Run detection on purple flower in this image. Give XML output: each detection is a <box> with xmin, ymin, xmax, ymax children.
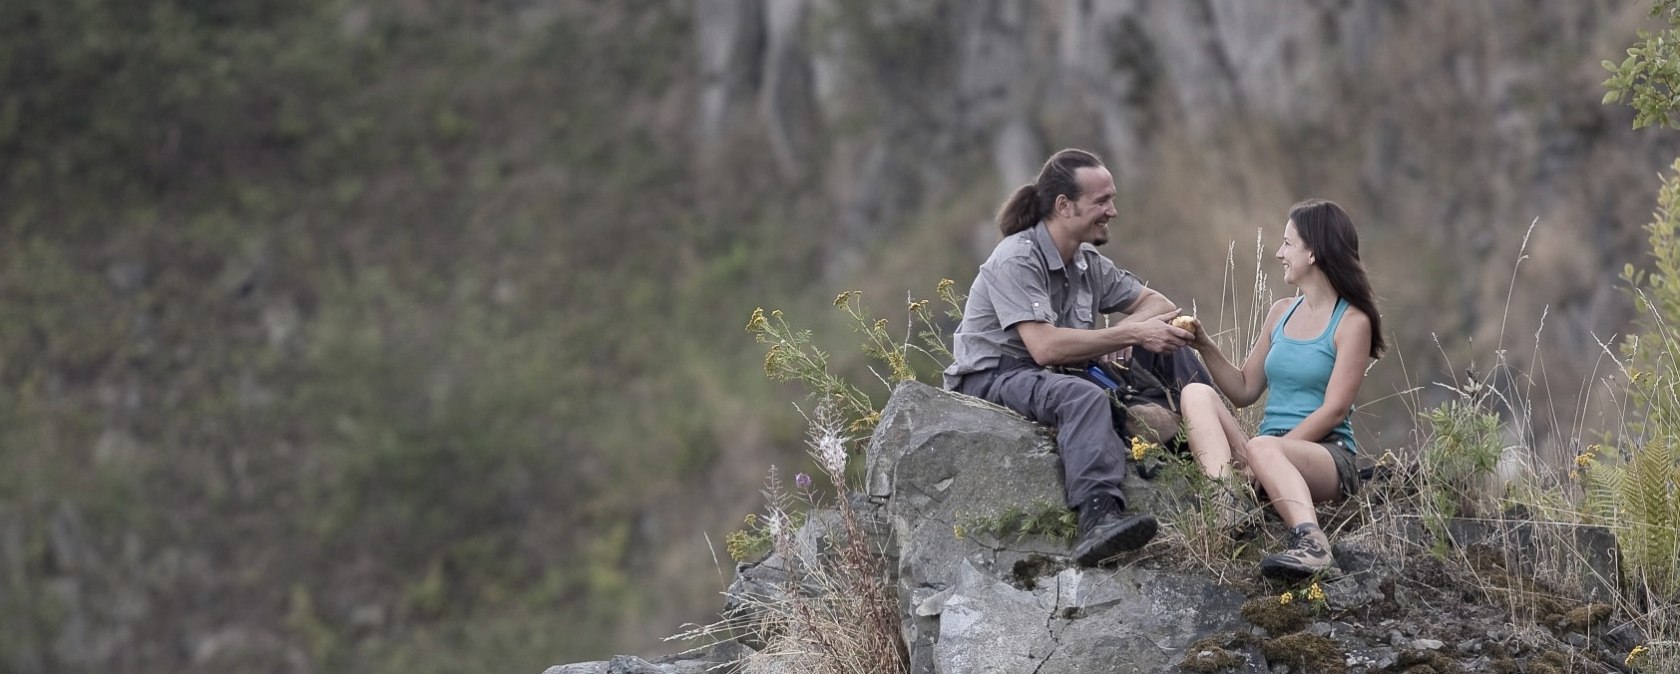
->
<box><xmin>795</xmin><ymin>472</ymin><xmax>812</xmax><ymax>489</ymax></box>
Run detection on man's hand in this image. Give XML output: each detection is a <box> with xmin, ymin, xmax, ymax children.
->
<box><xmin>1134</xmin><ymin>309</ymin><xmax>1194</xmax><ymax>353</ymax></box>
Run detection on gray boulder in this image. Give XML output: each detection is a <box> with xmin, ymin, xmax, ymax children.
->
<box><xmin>933</xmin><ymin>559</ymin><xmax>1262</xmax><ymax>673</ymax></box>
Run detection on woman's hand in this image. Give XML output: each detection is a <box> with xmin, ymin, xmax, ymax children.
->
<box><xmin>1173</xmin><ymin>315</ymin><xmax>1213</xmax><ymax>349</ymax></box>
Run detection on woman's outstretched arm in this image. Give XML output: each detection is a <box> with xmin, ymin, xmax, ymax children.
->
<box><xmin>1191</xmin><ymin>298</ymin><xmax>1291</xmax><ymax>407</ymax></box>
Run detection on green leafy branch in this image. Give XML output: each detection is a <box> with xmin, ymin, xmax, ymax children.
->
<box><xmin>746</xmin><ymin>306</ymin><xmax>878</xmax><ymax>436</ymax></box>
<box><xmin>832</xmin><ymin>278</ymin><xmax>966</xmax><ymax>388</ymax></box>
<box><xmin>1603</xmin><ymin>0</ymin><xmax>1680</xmax><ymax>129</ymax></box>
<box><xmin>1603</xmin><ymin>2</ymin><xmax>1680</xmax><ymax>601</ymax></box>
<box><xmin>746</xmin><ymin>280</ymin><xmax>966</xmax><ymax>440</ymax></box>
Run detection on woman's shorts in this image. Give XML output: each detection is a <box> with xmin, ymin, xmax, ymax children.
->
<box><xmin>1264</xmin><ymin>431</ymin><xmax>1360</xmax><ymax>499</ymax></box>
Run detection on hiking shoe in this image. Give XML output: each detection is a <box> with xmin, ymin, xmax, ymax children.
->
<box><xmin>1260</xmin><ymin>523</ymin><xmax>1333</xmax><ymax>579</ymax></box>
<box><xmin>1072</xmin><ymin>496</ymin><xmax>1158</xmax><ymax>566</ymax></box>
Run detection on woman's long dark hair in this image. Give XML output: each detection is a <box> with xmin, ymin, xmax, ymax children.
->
<box><xmin>997</xmin><ymin>149</ymin><xmax>1104</xmax><ymax>236</ymax></box>
<box><xmin>1288</xmin><ymin>198</ymin><xmax>1386</xmax><ymax>358</ymax></box>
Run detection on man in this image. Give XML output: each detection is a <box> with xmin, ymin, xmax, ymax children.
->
<box><xmin>944</xmin><ymin>148</ymin><xmax>1197</xmax><ymax>566</ymax></box>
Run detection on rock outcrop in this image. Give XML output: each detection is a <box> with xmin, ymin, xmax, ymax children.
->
<box><xmin>548</xmin><ymin>381</ymin><xmax>1638</xmax><ymax>674</ymax></box>
<box><xmin>865</xmin><ymin>380</ymin><xmax>1253</xmax><ymax>673</ymax></box>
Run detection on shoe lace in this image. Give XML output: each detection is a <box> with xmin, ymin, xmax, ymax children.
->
<box><xmin>1290</xmin><ymin>527</ymin><xmax>1331</xmax><ymax>557</ymax></box>
<box><xmin>1288</xmin><ymin>528</ymin><xmax>1310</xmax><ymax>552</ymax></box>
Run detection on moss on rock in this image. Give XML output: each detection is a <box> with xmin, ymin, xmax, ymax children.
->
<box><xmin>1559</xmin><ymin>602</ymin><xmax>1612</xmax><ymax>632</ymax></box>
<box><xmin>1239</xmin><ymin>595</ymin><xmax>1310</xmax><ymax>634</ymax></box>
<box><xmin>1179</xmin><ymin>633</ymin><xmax>1255</xmax><ymax>672</ymax></box>
<box><xmin>1261</xmin><ymin>633</ymin><xmax>1345</xmax><ymax>673</ymax></box>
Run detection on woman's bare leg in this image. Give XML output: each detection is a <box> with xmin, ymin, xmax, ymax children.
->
<box><xmin>1244</xmin><ymin>435</ymin><xmax>1342</xmax><ymax>526</ymax></box>
<box><xmin>1247</xmin><ymin>435</ymin><xmax>1344</xmax><ymax>577</ymax></box>
<box><xmin>1180</xmin><ymin>383</ymin><xmax>1249</xmax><ymax>480</ymax></box>
<box><xmin>1182</xmin><ymin>383</ymin><xmax>1249</xmax><ymax>477</ymax></box>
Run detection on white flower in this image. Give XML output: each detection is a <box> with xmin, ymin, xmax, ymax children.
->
<box><xmin>816</xmin><ymin>430</ymin><xmax>848</xmax><ymax>476</ymax></box>
<box><xmin>804</xmin><ymin>404</ymin><xmax>852</xmax><ymax>477</ymax></box>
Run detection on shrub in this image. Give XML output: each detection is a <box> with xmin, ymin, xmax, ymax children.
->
<box><xmin>1418</xmin><ymin>385</ymin><xmax>1506</xmax><ymax>529</ymax></box>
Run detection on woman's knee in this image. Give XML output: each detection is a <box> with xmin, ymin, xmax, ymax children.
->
<box><xmin>1180</xmin><ymin>383</ymin><xmax>1225</xmax><ymax>421</ymax></box>
<box><xmin>1181</xmin><ymin>382</ymin><xmax>1217</xmax><ymax>408</ymax></box>
<box><xmin>1245</xmin><ymin>436</ymin><xmax>1285</xmax><ymax>463</ymax></box>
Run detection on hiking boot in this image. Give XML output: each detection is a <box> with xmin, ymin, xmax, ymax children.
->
<box><xmin>1259</xmin><ymin>523</ymin><xmax>1333</xmax><ymax>579</ymax></box>
<box><xmin>1071</xmin><ymin>495</ymin><xmax>1158</xmax><ymax>566</ymax></box>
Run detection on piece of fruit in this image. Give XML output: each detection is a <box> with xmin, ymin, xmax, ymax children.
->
<box><xmin>1170</xmin><ymin>315</ymin><xmax>1199</xmax><ymax>331</ymax></box>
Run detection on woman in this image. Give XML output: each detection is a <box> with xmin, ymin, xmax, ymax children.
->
<box><xmin>1178</xmin><ymin>199</ymin><xmax>1385</xmax><ymax>578</ymax></box>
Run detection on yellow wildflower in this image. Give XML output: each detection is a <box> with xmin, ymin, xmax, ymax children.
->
<box><xmin>909</xmin><ymin>299</ymin><xmax>929</xmax><ymax>312</ymax></box>
<box><xmin>874</xmin><ymin>318</ymin><xmax>890</xmax><ymax>331</ymax></box>
<box><xmin>889</xmin><ymin>351</ymin><xmax>914</xmax><ymax>381</ymax></box>
<box><xmin>848</xmin><ymin>410</ymin><xmax>883</xmax><ymax>433</ymax></box>
<box><xmin>953</xmin><ymin>524</ymin><xmax>966</xmax><ymax>540</ymax></box>
<box><xmin>744</xmin><ymin>513</ymin><xmax>758</xmax><ymax>526</ymax></box>
<box><xmin>1631</xmin><ymin>370</ymin><xmax>1644</xmax><ymax>384</ymax></box>
<box><xmin>1569</xmin><ymin>470</ymin><xmax>1581</xmax><ymax>481</ymax></box>
<box><xmin>1627</xmin><ymin>644</ymin><xmax>1647</xmax><ymax>667</ymax></box>
<box><xmin>746</xmin><ymin>307</ymin><xmax>767</xmax><ymax>333</ymax></box>
<box><xmin>937</xmin><ymin>278</ymin><xmax>955</xmax><ymax>295</ymax></box>
<box><xmin>764</xmin><ymin>343</ymin><xmax>784</xmax><ymax>374</ymax></box>
<box><xmin>1278</xmin><ymin>592</ymin><xmax>1293</xmax><ymax>605</ymax></box>
<box><xmin>1574</xmin><ymin>453</ymin><xmax>1593</xmax><ymax>468</ymax></box>
<box><xmin>1129</xmin><ymin>436</ymin><xmax>1158</xmax><ymax>461</ymax></box>
<box><xmin>1306</xmin><ymin>583</ymin><xmax>1325</xmax><ymax>603</ymax></box>
<box><xmin>834</xmin><ymin>291</ymin><xmax>855</xmax><ymax>308</ymax></box>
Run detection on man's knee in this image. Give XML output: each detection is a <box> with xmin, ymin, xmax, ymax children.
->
<box><xmin>1057</xmin><ymin>376</ymin><xmax>1110</xmax><ymax>410</ymax></box>
<box><xmin>1038</xmin><ymin>374</ymin><xmax>1113</xmax><ymax>428</ymax></box>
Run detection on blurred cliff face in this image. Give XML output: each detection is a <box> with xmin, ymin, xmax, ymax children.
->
<box><xmin>696</xmin><ymin>0</ymin><xmax>1673</xmax><ymax>451</ymax></box>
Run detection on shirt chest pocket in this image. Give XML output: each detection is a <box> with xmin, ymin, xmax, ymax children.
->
<box><xmin>1072</xmin><ymin>286</ymin><xmax>1095</xmax><ymax>328</ymax></box>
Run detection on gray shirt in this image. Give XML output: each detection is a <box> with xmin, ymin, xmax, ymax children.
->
<box><xmin>942</xmin><ymin>222</ymin><xmax>1145</xmax><ymax>388</ymax></box>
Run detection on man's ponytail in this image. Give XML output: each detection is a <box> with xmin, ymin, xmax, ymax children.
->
<box><xmin>997</xmin><ymin>183</ymin><xmax>1041</xmax><ymax>236</ymax></box>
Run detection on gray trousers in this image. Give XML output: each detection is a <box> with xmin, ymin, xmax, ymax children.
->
<box><xmin>954</xmin><ymin>364</ymin><xmax>1129</xmax><ymax>510</ymax></box>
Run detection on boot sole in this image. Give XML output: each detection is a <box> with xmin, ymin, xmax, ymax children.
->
<box><xmin>1072</xmin><ymin>514</ymin><xmax>1158</xmax><ymax>566</ymax></box>
<box><xmin>1259</xmin><ymin>557</ymin><xmax>1327</xmax><ymax>580</ymax></box>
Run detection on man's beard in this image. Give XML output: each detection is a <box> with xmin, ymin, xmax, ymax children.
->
<box><xmin>1091</xmin><ymin>218</ymin><xmax>1109</xmax><ymax>246</ymax></box>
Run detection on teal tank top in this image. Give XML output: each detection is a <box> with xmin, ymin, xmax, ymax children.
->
<box><xmin>1259</xmin><ymin>297</ymin><xmax>1356</xmax><ymax>451</ymax></box>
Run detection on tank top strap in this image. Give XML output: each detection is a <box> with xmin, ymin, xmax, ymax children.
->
<box><xmin>1319</xmin><ymin>298</ymin><xmax>1350</xmax><ymax>344</ymax></box>
<box><xmin>1272</xmin><ymin>297</ymin><xmax>1305</xmax><ymax>340</ymax></box>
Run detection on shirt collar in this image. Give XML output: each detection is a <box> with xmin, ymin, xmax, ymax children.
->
<box><xmin>1030</xmin><ymin>221</ymin><xmax>1065</xmax><ymax>272</ymax></box>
